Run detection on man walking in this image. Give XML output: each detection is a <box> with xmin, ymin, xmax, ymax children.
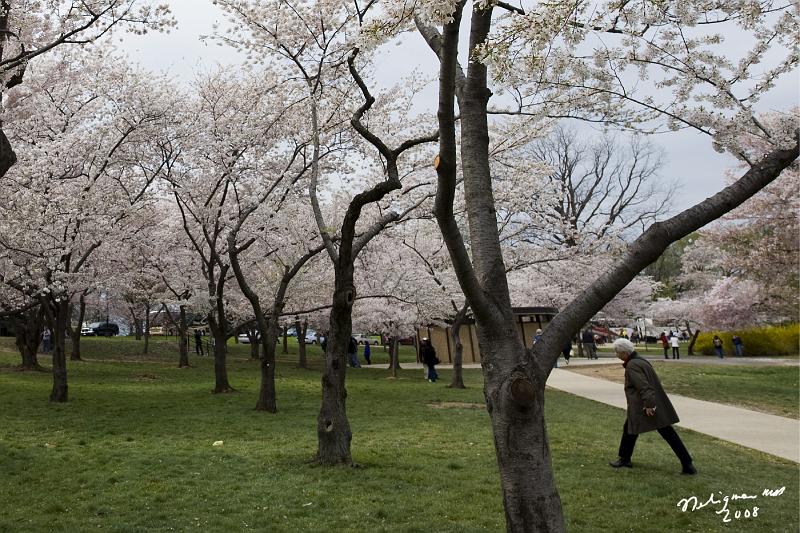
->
<box><xmin>581</xmin><ymin>328</ymin><xmax>597</xmax><ymax>359</ymax></box>
<box><xmin>194</xmin><ymin>329</ymin><xmax>204</xmax><ymax>356</ymax></box>
<box><xmin>347</xmin><ymin>336</ymin><xmax>361</xmax><ymax>368</ymax></box>
<box><xmin>608</xmin><ymin>339</ymin><xmax>696</xmax><ymax>475</ymax></box>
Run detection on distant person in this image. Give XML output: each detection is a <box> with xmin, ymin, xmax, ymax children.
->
<box><xmin>608</xmin><ymin>339</ymin><xmax>696</xmax><ymax>475</ymax></box>
<box><xmin>532</xmin><ymin>328</ymin><xmax>543</xmax><ymax>345</ymax></box>
<box><xmin>732</xmin><ymin>335</ymin><xmax>744</xmax><ymax>357</ymax></box>
<box><xmin>660</xmin><ymin>332</ymin><xmax>669</xmax><ymax>359</ymax></box>
<box><xmin>670</xmin><ymin>334</ymin><xmax>680</xmax><ymax>359</ymax></box>
<box><xmin>581</xmin><ymin>329</ymin><xmax>597</xmax><ymax>359</ymax></box>
<box><xmin>320</xmin><ymin>336</ymin><xmax>327</xmax><ymax>352</ymax></box>
<box><xmin>420</xmin><ymin>338</ymin><xmax>439</xmax><ymax>382</ymax></box>
<box><xmin>194</xmin><ymin>329</ymin><xmax>204</xmax><ymax>356</ymax></box>
<box><xmin>347</xmin><ymin>337</ymin><xmax>361</xmax><ymax>368</ymax></box>
<box><xmin>363</xmin><ymin>341</ymin><xmax>372</xmax><ymax>365</ymax></box>
<box><xmin>561</xmin><ymin>340</ymin><xmax>571</xmax><ymax>365</ymax></box>
<box><xmin>712</xmin><ymin>335</ymin><xmax>724</xmax><ymax>358</ymax></box>
<box><xmin>41</xmin><ymin>328</ymin><xmax>52</xmax><ymax>353</ymax></box>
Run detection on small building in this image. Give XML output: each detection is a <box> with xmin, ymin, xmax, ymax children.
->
<box><xmin>417</xmin><ymin>306</ymin><xmax>559</xmax><ymax>364</ymax></box>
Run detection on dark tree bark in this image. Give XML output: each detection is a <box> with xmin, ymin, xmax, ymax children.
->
<box><xmin>68</xmin><ymin>293</ymin><xmax>86</xmax><ymax>361</ymax></box>
<box><xmin>688</xmin><ymin>329</ymin><xmax>700</xmax><ymax>356</ymax></box>
<box><xmin>129</xmin><ymin>306</ymin><xmax>143</xmax><ymax>340</ymax></box>
<box><xmin>162</xmin><ymin>302</ymin><xmax>190</xmax><ymax>368</ymax></box>
<box><xmin>282</xmin><ymin>325</ymin><xmax>289</xmax><ymax>354</ymax></box>
<box><xmin>316</xmin><ymin>272</ymin><xmax>356</xmax><ymax>465</ymax></box>
<box><xmin>388</xmin><ymin>336</ymin><xmax>401</xmax><ymax>378</ymax></box>
<box><xmin>143</xmin><ymin>303</ymin><xmax>151</xmax><ymax>355</ymax></box>
<box><xmin>177</xmin><ymin>306</ymin><xmax>190</xmax><ymax>367</ymax></box>
<box><xmin>13</xmin><ymin>307</ymin><xmax>44</xmax><ymax>371</ymax></box>
<box><xmin>205</xmin><ymin>261</ymin><xmax>235</xmax><ymax>393</ymax></box>
<box><xmin>207</xmin><ymin>307</ymin><xmax>234</xmax><ymax>393</ymax></box>
<box><xmin>448</xmin><ymin>303</ymin><xmax>469</xmax><ymax>389</ymax></box>
<box><xmin>297</xmin><ymin>318</ymin><xmax>308</xmax><ymax>369</ymax></box>
<box><xmin>40</xmin><ymin>298</ymin><xmax>70</xmax><ymax>403</ymax></box>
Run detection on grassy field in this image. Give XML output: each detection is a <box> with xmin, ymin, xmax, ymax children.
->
<box><xmin>567</xmin><ymin>362</ymin><xmax>800</xmax><ymax>419</ymax></box>
<box><xmin>50</xmin><ymin>334</ymin><xmax>420</xmax><ymax>365</ymax></box>
<box><xmin>0</xmin><ymin>338</ymin><xmax>798</xmax><ymax>532</ymax></box>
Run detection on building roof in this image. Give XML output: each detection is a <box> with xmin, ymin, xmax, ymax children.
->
<box><xmin>512</xmin><ymin>306</ymin><xmax>559</xmax><ymax>315</ymax></box>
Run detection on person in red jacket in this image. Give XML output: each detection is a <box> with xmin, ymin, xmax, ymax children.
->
<box><xmin>659</xmin><ymin>332</ymin><xmax>669</xmax><ymax>359</ymax></box>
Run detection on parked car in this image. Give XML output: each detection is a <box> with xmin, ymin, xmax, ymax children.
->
<box><xmin>90</xmin><ymin>322</ymin><xmax>119</xmax><ymax>336</ymax></box>
<box><xmin>304</xmin><ymin>329</ymin><xmax>318</xmax><ymax>344</ymax></box>
<box><xmin>398</xmin><ymin>335</ymin><xmax>416</xmax><ymax>345</ymax></box>
<box><xmin>80</xmin><ymin>326</ymin><xmax>95</xmax><ymax>337</ymax></box>
<box><xmin>285</xmin><ymin>327</ymin><xmax>297</xmax><ymax>337</ymax></box>
<box><xmin>237</xmin><ymin>332</ymin><xmax>261</xmax><ymax>344</ymax></box>
<box><xmin>353</xmin><ymin>333</ymin><xmax>379</xmax><ymax>345</ymax></box>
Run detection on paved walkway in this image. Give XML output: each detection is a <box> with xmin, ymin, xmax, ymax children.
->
<box><xmin>546</xmin><ymin>368</ymin><xmax>799</xmax><ymax>463</ymax></box>
<box><xmin>371</xmin><ymin>357</ymin><xmax>799</xmax><ymax>462</ymax></box>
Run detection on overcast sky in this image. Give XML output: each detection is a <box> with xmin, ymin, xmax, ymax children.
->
<box><xmin>121</xmin><ymin>0</ymin><xmax>797</xmax><ymax>215</ymax></box>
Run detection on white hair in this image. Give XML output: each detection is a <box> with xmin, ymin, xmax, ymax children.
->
<box><xmin>613</xmin><ymin>338</ymin><xmax>635</xmax><ymax>354</ymax></box>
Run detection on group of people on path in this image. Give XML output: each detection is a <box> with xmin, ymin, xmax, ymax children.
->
<box><xmin>659</xmin><ymin>332</ymin><xmax>682</xmax><ymax>359</ymax></box>
<box><xmin>712</xmin><ymin>334</ymin><xmax>744</xmax><ymax>358</ymax></box>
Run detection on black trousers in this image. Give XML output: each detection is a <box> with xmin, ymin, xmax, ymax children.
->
<box><xmin>618</xmin><ymin>421</ymin><xmax>692</xmax><ymax>466</ymax></box>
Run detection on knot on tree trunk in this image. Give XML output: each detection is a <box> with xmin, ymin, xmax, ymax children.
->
<box><xmin>508</xmin><ymin>373</ymin><xmax>536</xmax><ymax>410</ymax></box>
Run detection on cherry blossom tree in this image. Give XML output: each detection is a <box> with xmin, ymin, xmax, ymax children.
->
<box><xmin>229</xmin><ymin>194</ymin><xmax>327</xmax><ymax>412</ymax></box>
<box><xmin>0</xmin><ymin>46</ymin><xmax>179</xmax><ymax>401</ymax></box>
<box><xmin>0</xmin><ymin>0</ymin><xmax>174</xmax><ymax>176</ymax></box>
<box><xmin>653</xmin><ymin>135</ymin><xmax>799</xmax><ymax>330</ymax></box>
<box><xmin>152</xmin><ymin>217</ymin><xmax>205</xmax><ymax>368</ymax></box>
<box><xmin>214</xmin><ymin>0</ymin><xmax>439</xmax><ymax>464</ymax></box>
<box><xmin>400</xmin><ymin>2</ymin><xmax>799</xmax><ymax>530</ymax></box>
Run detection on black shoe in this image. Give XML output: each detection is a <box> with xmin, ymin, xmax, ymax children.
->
<box><xmin>609</xmin><ymin>458</ymin><xmax>632</xmax><ymax>468</ymax></box>
<box><xmin>681</xmin><ymin>463</ymin><xmax>697</xmax><ymax>475</ymax></box>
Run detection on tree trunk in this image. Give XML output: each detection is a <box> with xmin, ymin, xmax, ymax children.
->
<box><xmin>143</xmin><ymin>303</ymin><xmax>151</xmax><ymax>355</ymax></box>
<box><xmin>297</xmin><ymin>318</ymin><xmax>308</xmax><ymax>368</ymax></box>
<box><xmin>208</xmin><ymin>317</ymin><xmax>234</xmax><ymax>393</ymax></box>
<box><xmin>14</xmin><ymin>308</ymin><xmax>43</xmax><ymax>371</ymax></box>
<box><xmin>480</xmin><ymin>333</ymin><xmax>565</xmax><ymax>533</ymax></box>
<box><xmin>0</xmin><ymin>127</ymin><xmax>17</xmax><ymax>178</ymax></box>
<box><xmin>69</xmin><ymin>294</ymin><xmax>86</xmax><ymax>361</ymax></box>
<box><xmin>256</xmin><ymin>317</ymin><xmax>278</xmax><ymax>412</ymax></box>
<box><xmin>388</xmin><ymin>336</ymin><xmax>401</xmax><ymax>378</ymax></box>
<box><xmin>282</xmin><ymin>325</ymin><xmax>289</xmax><ymax>354</ymax></box>
<box><xmin>315</xmin><ymin>273</ymin><xmax>354</xmax><ymax>465</ymax></box>
<box><xmin>49</xmin><ymin>299</ymin><xmax>70</xmax><ymax>403</ymax></box>
<box><xmin>178</xmin><ymin>305</ymin><xmax>190</xmax><ymax>368</ymax></box>
<box><xmin>688</xmin><ymin>329</ymin><xmax>700</xmax><ymax>356</ymax></box>
<box><xmin>449</xmin><ymin>304</ymin><xmax>469</xmax><ymax>389</ymax></box>
<box><xmin>129</xmin><ymin>307</ymin><xmax>143</xmax><ymax>340</ymax></box>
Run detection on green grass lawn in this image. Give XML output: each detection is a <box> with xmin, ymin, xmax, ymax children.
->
<box><xmin>54</xmin><ymin>334</ymin><xmax>420</xmax><ymax>365</ymax></box>
<box><xmin>0</xmin><ymin>338</ymin><xmax>798</xmax><ymax>532</ymax></box>
<box><xmin>652</xmin><ymin>363</ymin><xmax>800</xmax><ymax>419</ymax></box>
<box><xmin>568</xmin><ymin>362</ymin><xmax>800</xmax><ymax>419</ymax></box>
